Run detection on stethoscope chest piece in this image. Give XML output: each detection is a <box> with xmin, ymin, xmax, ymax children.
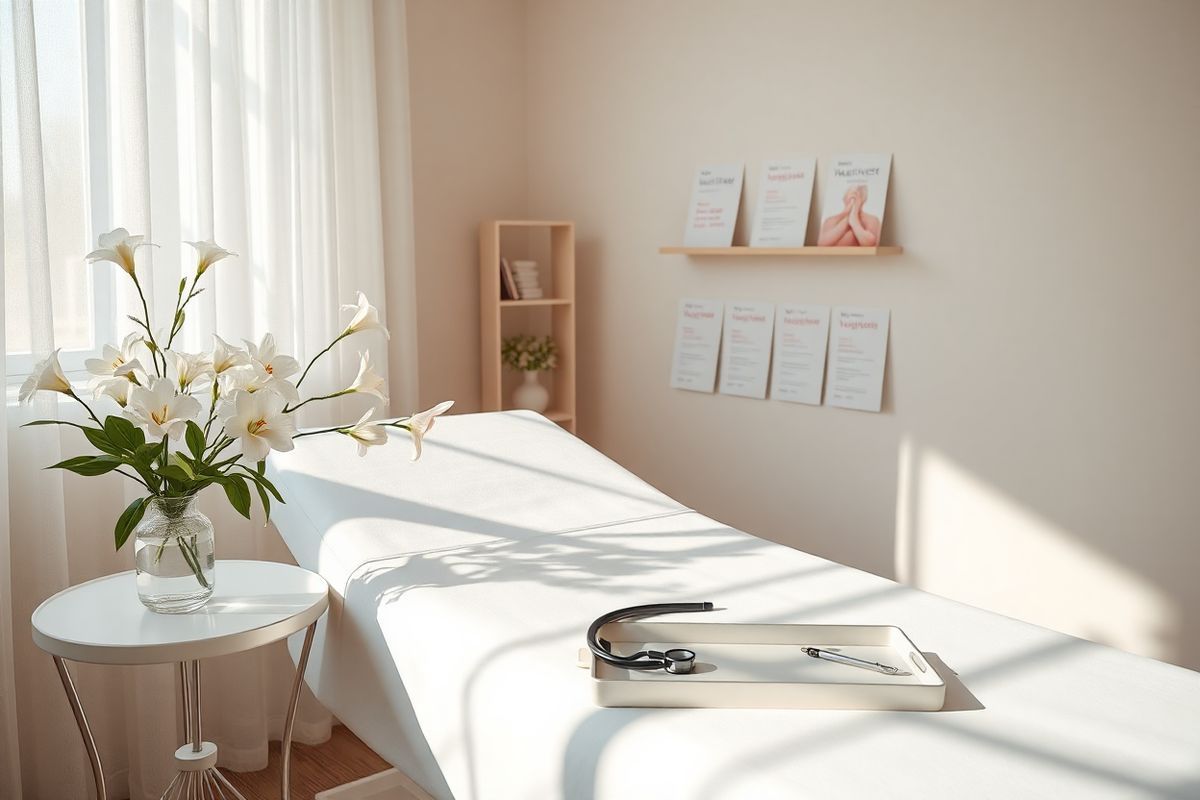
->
<box><xmin>663</xmin><ymin>648</ymin><xmax>697</xmax><ymax>674</ymax></box>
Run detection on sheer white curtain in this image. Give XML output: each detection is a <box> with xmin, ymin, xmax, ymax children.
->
<box><xmin>0</xmin><ymin>1</ymin><xmax>416</xmax><ymax>798</ymax></box>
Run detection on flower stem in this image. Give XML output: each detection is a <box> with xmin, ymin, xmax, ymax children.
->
<box><xmin>67</xmin><ymin>390</ymin><xmax>104</xmax><ymax>427</ymax></box>
<box><xmin>291</xmin><ymin>425</ymin><xmax>347</xmax><ymax>439</ymax></box>
<box><xmin>166</xmin><ymin>271</ymin><xmax>205</xmax><ymax>350</ymax></box>
<box><xmin>131</xmin><ymin>276</ymin><xmax>165</xmax><ymax>376</ymax></box>
<box><xmin>203</xmin><ymin>384</ymin><xmax>220</xmax><ymax>437</ymax></box>
<box><xmin>204</xmin><ymin>435</ymin><xmax>235</xmax><ymax>462</ymax></box>
<box><xmin>176</xmin><ymin>534</ymin><xmax>210</xmax><ymax>589</ymax></box>
<box><xmin>285</xmin><ymin>390</ymin><xmax>351</xmax><ymax>413</ymax></box>
<box><xmin>165</xmin><ymin>275</ymin><xmax>188</xmax><ymax>350</ymax></box>
<box><xmin>114</xmin><ymin>468</ymin><xmax>151</xmax><ymax>489</ymax></box>
<box><xmin>295</xmin><ymin>333</ymin><xmax>347</xmax><ymax>389</ymax></box>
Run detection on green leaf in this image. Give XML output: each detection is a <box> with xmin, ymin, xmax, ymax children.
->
<box><xmin>48</xmin><ymin>455</ymin><xmax>124</xmax><ymax>477</ymax></box>
<box><xmin>104</xmin><ymin>415</ymin><xmax>144</xmax><ymax>451</ymax></box>
<box><xmin>82</xmin><ymin>426</ymin><xmax>122</xmax><ymax>456</ymax></box>
<box><xmin>47</xmin><ymin>455</ymin><xmax>94</xmax><ymax>471</ymax></box>
<box><xmin>170</xmin><ymin>452</ymin><xmax>196</xmax><ymax>479</ymax></box>
<box><xmin>185</xmin><ymin>421</ymin><xmax>206</xmax><ymax>459</ymax></box>
<box><xmin>132</xmin><ymin>442</ymin><xmax>160</xmax><ymax>467</ymax></box>
<box><xmin>221</xmin><ymin>475</ymin><xmax>253</xmax><ymax>520</ymax></box>
<box><xmin>114</xmin><ymin>497</ymin><xmax>147</xmax><ymax>550</ymax></box>
<box><xmin>156</xmin><ymin>465</ymin><xmax>191</xmax><ymax>483</ymax></box>
<box><xmin>134</xmin><ymin>465</ymin><xmax>161</xmax><ymax>492</ymax></box>
<box><xmin>252</xmin><ymin>478</ymin><xmax>271</xmax><ymax>522</ymax></box>
<box><xmin>21</xmin><ymin>419</ymin><xmax>64</xmax><ymax>427</ymax></box>
<box><xmin>238</xmin><ymin>467</ymin><xmax>286</xmax><ymax>504</ymax></box>
<box><xmin>255</xmin><ymin>473</ymin><xmax>285</xmax><ymax>503</ymax></box>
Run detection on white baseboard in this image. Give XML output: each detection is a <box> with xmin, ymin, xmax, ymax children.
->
<box><xmin>315</xmin><ymin>768</ymin><xmax>434</xmax><ymax>800</ymax></box>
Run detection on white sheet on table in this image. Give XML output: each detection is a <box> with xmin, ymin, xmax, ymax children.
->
<box><xmin>269</xmin><ymin>411</ymin><xmax>1200</xmax><ymax>800</ymax></box>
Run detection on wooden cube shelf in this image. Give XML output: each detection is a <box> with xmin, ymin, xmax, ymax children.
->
<box><xmin>480</xmin><ymin>220</ymin><xmax>577</xmax><ymax>434</ymax></box>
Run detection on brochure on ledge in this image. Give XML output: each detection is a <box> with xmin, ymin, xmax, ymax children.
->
<box><xmin>683</xmin><ymin>164</ymin><xmax>744</xmax><ymax>247</ymax></box>
<box><xmin>816</xmin><ymin>154</ymin><xmax>892</xmax><ymax>247</ymax></box>
<box><xmin>749</xmin><ymin>158</ymin><xmax>816</xmax><ymax>247</ymax></box>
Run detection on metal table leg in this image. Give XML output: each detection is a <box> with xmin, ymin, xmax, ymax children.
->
<box><xmin>163</xmin><ymin>659</ymin><xmax>245</xmax><ymax>800</ymax></box>
<box><xmin>280</xmin><ymin>622</ymin><xmax>317</xmax><ymax>800</ymax></box>
<box><xmin>56</xmin><ymin>623</ymin><xmax>315</xmax><ymax>800</ymax></box>
<box><xmin>54</xmin><ymin>656</ymin><xmax>107</xmax><ymax>800</ymax></box>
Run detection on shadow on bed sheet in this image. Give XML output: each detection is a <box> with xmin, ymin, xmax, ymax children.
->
<box><xmin>294</xmin><ymin>469</ymin><xmax>785</xmax><ymax>800</ymax></box>
<box><xmin>563</xmin><ymin>637</ymin><xmax>1198</xmax><ymax>800</ymax></box>
<box><xmin>345</xmin><ymin>509</ymin><xmax>779</xmax><ymax>799</ymax></box>
<box><xmin>293</xmin><ymin>472</ymin><xmax>1004</xmax><ymax>800</ymax></box>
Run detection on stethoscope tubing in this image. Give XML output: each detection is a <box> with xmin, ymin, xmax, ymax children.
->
<box><xmin>586</xmin><ymin>602</ymin><xmax>714</xmax><ymax>672</ymax></box>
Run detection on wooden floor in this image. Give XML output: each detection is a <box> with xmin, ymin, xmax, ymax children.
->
<box><xmin>221</xmin><ymin>725</ymin><xmax>391</xmax><ymax>800</ymax></box>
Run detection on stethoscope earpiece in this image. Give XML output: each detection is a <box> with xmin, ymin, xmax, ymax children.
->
<box><xmin>586</xmin><ymin>603</ymin><xmax>714</xmax><ymax>675</ymax></box>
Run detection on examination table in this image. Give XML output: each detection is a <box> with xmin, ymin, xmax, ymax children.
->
<box><xmin>266</xmin><ymin>410</ymin><xmax>1200</xmax><ymax>799</ymax></box>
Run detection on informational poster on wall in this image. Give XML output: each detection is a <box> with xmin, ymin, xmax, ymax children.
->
<box><xmin>826</xmin><ymin>307</ymin><xmax>890</xmax><ymax>412</ymax></box>
<box><xmin>669</xmin><ymin>298</ymin><xmax>724</xmax><ymax>392</ymax></box>
<box><xmin>749</xmin><ymin>158</ymin><xmax>817</xmax><ymax>247</ymax></box>
<box><xmin>770</xmin><ymin>304</ymin><xmax>830</xmax><ymax>405</ymax></box>
<box><xmin>683</xmin><ymin>164</ymin><xmax>744</xmax><ymax>247</ymax></box>
<box><xmin>718</xmin><ymin>302</ymin><xmax>775</xmax><ymax>399</ymax></box>
<box><xmin>816</xmin><ymin>154</ymin><xmax>892</xmax><ymax>247</ymax></box>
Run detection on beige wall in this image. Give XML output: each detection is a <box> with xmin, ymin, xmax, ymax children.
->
<box><xmin>405</xmin><ymin>0</ymin><xmax>528</xmax><ymax>412</ymax></box>
<box><xmin>405</xmin><ymin>0</ymin><xmax>1200</xmax><ymax>670</ymax></box>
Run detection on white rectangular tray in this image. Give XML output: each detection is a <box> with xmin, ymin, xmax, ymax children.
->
<box><xmin>588</xmin><ymin>622</ymin><xmax>945</xmax><ymax>710</ymax></box>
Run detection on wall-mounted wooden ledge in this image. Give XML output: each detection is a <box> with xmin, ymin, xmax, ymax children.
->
<box><xmin>658</xmin><ymin>245</ymin><xmax>903</xmax><ymax>256</ymax></box>
<box><xmin>500</xmin><ymin>298</ymin><xmax>573</xmax><ymax>308</ymax></box>
<box><xmin>489</xmin><ymin>219</ymin><xmax>574</xmax><ymax>228</ymax></box>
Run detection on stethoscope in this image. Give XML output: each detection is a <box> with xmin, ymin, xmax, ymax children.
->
<box><xmin>586</xmin><ymin>602</ymin><xmax>715</xmax><ymax>674</ymax></box>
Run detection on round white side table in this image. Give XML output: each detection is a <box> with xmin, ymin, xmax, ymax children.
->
<box><xmin>31</xmin><ymin>559</ymin><xmax>329</xmax><ymax>800</ymax></box>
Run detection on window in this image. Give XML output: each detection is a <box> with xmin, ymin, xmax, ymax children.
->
<box><xmin>2</xmin><ymin>0</ymin><xmax>114</xmax><ymax>378</ymax></box>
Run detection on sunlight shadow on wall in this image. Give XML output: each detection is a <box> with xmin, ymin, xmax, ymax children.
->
<box><xmin>895</xmin><ymin>437</ymin><xmax>1176</xmax><ymax>661</ymax></box>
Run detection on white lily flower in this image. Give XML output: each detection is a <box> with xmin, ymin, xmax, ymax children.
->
<box><xmin>263</xmin><ymin>377</ymin><xmax>300</xmax><ymax>405</ymax></box>
<box><xmin>346</xmin><ymin>351</ymin><xmax>388</xmax><ymax>405</ymax></box>
<box><xmin>399</xmin><ymin>400</ymin><xmax>454</xmax><ymax>460</ymax></box>
<box><xmin>166</xmin><ymin>349</ymin><xmax>214</xmax><ymax>392</ymax></box>
<box><xmin>85</xmin><ymin>227</ymin><xmax>153</xmax><ymax>277</ymax></box>
<box><xmin>124</xmin><ymin>377</ymin><xmax>201</xmax><ymax>440</ymax></box>
<box><xmin>210</xmin><ymin>334</ymin><xmax>249</xmax><ymax>374</ymax></box>
<box><xmin>19</xmin><ymin>349</ymin><xmax>73</xmax><ymax>404</ymax></box>
<box><xmin>86</xmin><ymin>334</ymin><xmax>146</xmax><ymax>404</ymax></box>
<box><xmin>94</xmin><ymin>377</ymin><xmax>132</xmax><ymax>407</ymax></box>
<box><xmin>340</xmin><ymin>292</ymin><xmax>390</xmax><ymax>339</ymax></box>
<box><xmin>218</xmin><ymin>364</ymin><xmax>263</xmax><ymax>394</ymax></box>
<box><xmin>84</xmin><ymin>332</ymin><xmax>145</xmax><ymax>380</ymax></box>
<box><xmin>185</xmin><ymin>239</ymin><xmax>236</xmax><ymax>276</ymax></box>
<box><xmin>340</xmin><ymin>408</ymin><xmax>388</xmax><ymax>456</ymax></box>
<box><xmin>218</xmin><ymin>364</ymin><xmax>300</xmax><ymax>404</ymax></box>
<box><xmin>245</xmin><ymin>333</ymin><xmax>300</xmax><ymax>380</ymax></box>
<box><xmin>219</xmin><ymin>388</ymin><xmax>297</xmax><ymax>462</ymax></box>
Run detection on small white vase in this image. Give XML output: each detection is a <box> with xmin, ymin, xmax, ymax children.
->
<box><xmin>512</xmin><ymin>370</ymin><xmax>550</xmax><ymax>412</ymax></box>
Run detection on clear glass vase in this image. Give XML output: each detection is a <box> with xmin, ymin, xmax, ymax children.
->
<box><xmin>133</xmin><ymin>495</ymin><xmax>215</xmax><ymax>613</ymax></box>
